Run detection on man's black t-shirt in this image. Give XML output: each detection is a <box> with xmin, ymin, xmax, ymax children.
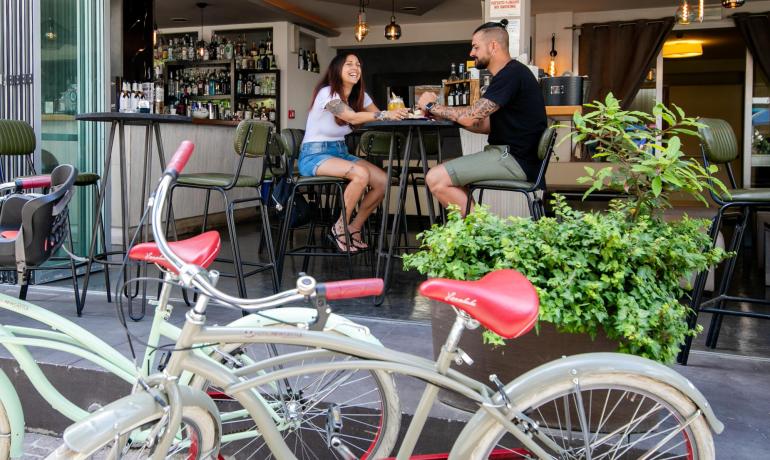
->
<box><xmin>482</xmin><ymin>60</ymin><xmax>547</xmax><ymax>181</ymax></box>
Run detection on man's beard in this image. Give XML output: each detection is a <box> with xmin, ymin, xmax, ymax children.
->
<box><xmin>475</xmin><ymin>57</ymin><xmax>489</xmax><ymax>70</ymax></box>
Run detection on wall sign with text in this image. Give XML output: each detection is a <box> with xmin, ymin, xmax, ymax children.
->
<box><xmin>489</xmin><ymin>0</ymin><xmax>520</xmax><ymax>17</ymax></box>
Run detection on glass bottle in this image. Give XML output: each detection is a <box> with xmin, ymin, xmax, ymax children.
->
<box><xmin>449</xmin><ymin>63</ymin><xmax>458</xmax><ymax>82</ymax></box>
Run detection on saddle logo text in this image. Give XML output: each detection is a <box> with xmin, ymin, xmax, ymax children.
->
<box><xmin>445</xmin><ymin>292</ymin><xmax>477</xmax><ymax>308</ymax></box>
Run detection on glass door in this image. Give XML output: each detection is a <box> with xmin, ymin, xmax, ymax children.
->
<box><xmin>39</xmin><ymin>0</ymin><xmax>105</xmax><ymax>277</ymax></box>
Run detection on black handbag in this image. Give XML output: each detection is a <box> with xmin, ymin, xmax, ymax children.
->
<box><xmin>270</xmin><ymin>177</ymin><xmax>314</xmax><ymax>228</ymax></box>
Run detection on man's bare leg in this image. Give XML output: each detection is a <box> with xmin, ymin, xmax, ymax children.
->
<box><xmin>425</xmin><ymin>164</ymin><xmax>472</xmax><ymax>216</ymax></box>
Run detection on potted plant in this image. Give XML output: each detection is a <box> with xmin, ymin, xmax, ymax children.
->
<box><xmin>403</xmin><ymin>94</ymin><xmax>730</xmax><ymax>411</ymax></box>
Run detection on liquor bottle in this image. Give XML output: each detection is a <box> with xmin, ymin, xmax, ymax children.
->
<box><xmin>266</xmin><ymin>32</ymin><xmax>273</xmax><ymax>55</ymax></box>
<box><xmin>447</xmin><ymin>87</ymin><xmax>455</xmax><ymax>107</ymax></box>
<box><xmin>311</xmin><ymin>52</ymin><xmax>319</xmax><ymax>73</ymax></box>
<box><xmin>449</xmin><ymin>63</ymin><xmax>458</xmax><ymax>82</ymax></box>
<box><xmin>269</xmin><ymin>54</ymin><xmax>277</xmax><ymax>70</ymax></box>
<box><xmin>258</xmin><ymin>40</ymin><xmax>266</xmax><ymax>56</ymax></box>
<box><xmin>298</xmin><ymin>48</ymin><xmax>304</xmax><ymax>70</ymax></box>
<box><xmin>119</xmin><ymin>82</ymin><xmax>130</xmax><ymax>112</ymax></box>
<box><xmin>209</xmin><ymin>72</ymin><xmax>216</xmax><ymax>95</ymax></box>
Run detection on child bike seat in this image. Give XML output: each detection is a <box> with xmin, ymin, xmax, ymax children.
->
<box><xmin>419</xmin><ymin>269</ymin><xmax>539</xmax><ymax>339</ymax></box>
<box><xmin>128</xmin><ymin>231</ymin><xmax>221</xmax><ymax>273</ymax></box>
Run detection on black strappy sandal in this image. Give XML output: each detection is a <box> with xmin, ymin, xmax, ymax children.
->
<box><xmin>348</xmin><ymin>230</ymin><xmax>369</xmax><ymax>251</ymax></box>
<box><xmin>328</xmin><ymin>224</ymin><xmax>359</xmax><ymax>254</ymax></box>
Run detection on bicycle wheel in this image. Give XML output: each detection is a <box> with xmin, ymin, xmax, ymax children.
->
<box><xmin>46</xmin><ymin>405</ymin><xmax>218</xmax><ymax>459</ymax></box>
<box><xmin>472</xmin><ymin>373</ymin><xmax>714</xmax><ymax>459</ymax></box>
<box><xmin>191</xmin><ymin>332</ymin><xmax>401</xmax><ymax>460</ymax></box>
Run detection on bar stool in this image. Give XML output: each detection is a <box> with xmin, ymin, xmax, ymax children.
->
<box><xmin>42</xmin><ymin>150</ymin><xmax>111</xmax><ymax>307</ymax></box>
<box><xmin>166</xmin><ymin>120</ymin><xmax>279</xmax><ymax>297</ymax></box>
<box><xmin>465</xmin><ymin>126</ymin><xmax>557</xmax><ymax>218</ymax></box>
<box><xmin>275</xmin><ymin>129</ymin><xmax>361</xmax><ymax>286</ymax></box>
<box><xmin>678</xmin><ymin>118</ymin><xmax>770</xmax><ymax>364</ymax></box>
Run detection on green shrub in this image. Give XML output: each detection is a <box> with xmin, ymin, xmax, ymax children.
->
<box><xmin>403</xmin><ymin>199</ymin><xmax>727</xmax><ymax>363</ymax></box>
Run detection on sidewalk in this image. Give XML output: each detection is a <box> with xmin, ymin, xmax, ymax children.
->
<box><xmin>1</xmin><ymin>283</ymin><xmax>769</xmax><ymax>458</ymax></box>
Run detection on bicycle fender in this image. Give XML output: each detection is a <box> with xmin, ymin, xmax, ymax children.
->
<box><xmin>226</xmin><ymin>307</ymin><xmax>382</xmax><ymax>345</ymax></box>
<box><xmin>449</xmin><ymin>352</ymin><xmax>723</xmax><ymax>460</ymax></box>
<box><xmin>60</xmin><ymin>386</ymin><xmax>221</xmax><ymax>457</ymax></box>
<box><xmin>0</xmin><ymin>367</ymin><xmax>25</xmax><ymax>458</ymax></box>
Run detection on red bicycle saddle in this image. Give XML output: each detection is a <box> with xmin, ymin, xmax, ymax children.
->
<box><xmin>128</xmin><ymin>231</ymin><xmax>221</xmax><ymax>273</ymax></box>
<box><xmin>419</xmin><ymin>269</ymin><xmax>539</xmax><ymax>339</ymax></box>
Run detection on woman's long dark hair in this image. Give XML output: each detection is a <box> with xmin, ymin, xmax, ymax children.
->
<box><xmin>310</xmin><ymin>53</ymin><xmax>367</xmax><ymax>126</ymax></box>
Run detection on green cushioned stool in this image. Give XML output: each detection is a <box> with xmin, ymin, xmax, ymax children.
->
<box><xmin>275</xmin><ymin>128</ymin><xmax>363</xmax><ymax>286</ymax></box>
<box><xmin>679</xmin><ymin>118</ymin><xmax>770</xmax><ymax>364</ymax></box>
<box><xmin>165</xmin><ymin>120</ymin><xmax>279</xmax><ymax>298</ymax></box>
<box><xmin>465</xmin><ymin>125</ymin><xmax>557</xmax><ymax>219</ymax></box>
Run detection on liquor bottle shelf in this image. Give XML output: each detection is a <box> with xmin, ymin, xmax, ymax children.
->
<box><xmin>166</xmin><ymin>59</ymin><xmax>233</xmax><ymax>67</ymax></box>
<box><xmin>236</xmin><ymin>93</ymin><xmax>277</xmax><ymax>99</ymax></box>
<box><xmin>188</xmin><ymin>95</ymin><xmax>231</xmax><ymax>100</ymax></box>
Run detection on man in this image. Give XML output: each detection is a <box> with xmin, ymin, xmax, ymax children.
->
<box><xmin>417</xmin><ymin>19</ymin><xmax>547</xmax><ymax>215</ymax></box>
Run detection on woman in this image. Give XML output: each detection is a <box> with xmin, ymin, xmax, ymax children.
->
<box><xmin>300</xmin><ymin>53</ymin><xmax>408</xmax><ymax>253</ymax></box>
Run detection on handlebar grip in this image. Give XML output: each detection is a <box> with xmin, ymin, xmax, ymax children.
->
<box><xmin>322</xmin><ymin>278</ymin><xmax>384</xmax><ymax>300</ymax></box>
<box><xmin>15</xmin><ymin>175</ymin><xmax>51</xmax><ymax>190</ymax></box>
<box><xmin>165</xmin><ymin>140</ymin><xmax>195</xmax><ymax>176</ymax></box>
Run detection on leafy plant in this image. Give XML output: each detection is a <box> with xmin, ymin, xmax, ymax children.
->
<box><xmin>567</xmin><ymin>93</ymin><xmax>729</xmax><ymax>220</ymax></box>
<box><xmin>403</xmin><ymin>201</ymin><xmax>727</xmax><ymax>363</ymax></box>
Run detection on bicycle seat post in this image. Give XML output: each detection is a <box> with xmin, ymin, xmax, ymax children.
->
<box><xmin>435</xmin><ymin>309</ymin><xmax>474</xmax><ymax>375</ymax></box>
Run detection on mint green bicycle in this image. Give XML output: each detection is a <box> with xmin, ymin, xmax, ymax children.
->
<box><xmin>0</xmin><ymin>162</ymin><xmax>399</xmax><ymax>458</ymax></box>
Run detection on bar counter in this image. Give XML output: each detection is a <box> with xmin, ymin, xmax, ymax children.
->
<box><xmin>101</xmin><ymin>114</ymin><xmax>263</xmax><ymax>239</ymax></box>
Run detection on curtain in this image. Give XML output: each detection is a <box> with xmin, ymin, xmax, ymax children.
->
<box><xmin>578</xmin><ymin>18</ymin><xmax>675</xmax><ymax>109</ymax></box>
<box><xmin>733</xmin><ymin>12</ymin><xmax>770</xmax><ymax>82</ymax></box>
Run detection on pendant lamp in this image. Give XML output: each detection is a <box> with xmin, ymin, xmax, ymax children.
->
<box><xmin>385</xmin><ymin>0</ymin><xmax>402</xmax><ymax>40</ymax></box>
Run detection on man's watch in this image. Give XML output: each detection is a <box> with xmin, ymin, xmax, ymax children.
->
<box><xmin>424</xmin><ymin>102</ymin><xmax>436</xmax><ymax>112</ymax></box>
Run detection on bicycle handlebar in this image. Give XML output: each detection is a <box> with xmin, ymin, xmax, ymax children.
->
<box><xmin>164</xmin><ymin>140</ymin><xmax>195</xmax><ymax>176</ymax></box>
<box><xmin>15</xmin><ymin>175</ymin><xmax>51</xmax><ymax>190</ymax></box>
<box><xmin>321</xmin><ymin>279</ymin><xmax>383</xmax><ymax>300</ymax></box>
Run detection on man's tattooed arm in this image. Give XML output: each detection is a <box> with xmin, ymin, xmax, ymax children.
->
<box><xmin>429</xmin><ymin>98</ymin><xmax>499</xmax><ymax>131</ymax></box>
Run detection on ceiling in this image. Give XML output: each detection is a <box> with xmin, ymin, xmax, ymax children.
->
<box><xmin>155</xmin><ymin>0</ymin><xmax>729</xmax><ymax>34</ymax></box>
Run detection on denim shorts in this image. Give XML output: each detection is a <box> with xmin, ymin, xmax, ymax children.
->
<box><xmin>298</xmin><ymin>141</ymin><xmax>360</xmax><ymax>176</ymax></box>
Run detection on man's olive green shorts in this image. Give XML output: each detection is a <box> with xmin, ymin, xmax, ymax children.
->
<box><xmin>443</xmin><ymin>145</ymin><xmax>527</xmax><ymax>187</ymax></box>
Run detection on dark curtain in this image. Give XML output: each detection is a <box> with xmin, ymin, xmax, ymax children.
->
<box><xmin>733</xmin><ymin>12</ymin><xmax>770</xmax><ymax>82</ymax></box>
<box><xmin>579</xmin><ymin>17</ymin><xmax>675</xmax><ymax>109</ymax></box>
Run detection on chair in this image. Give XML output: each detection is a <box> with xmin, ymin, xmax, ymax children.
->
<box><xmin>166</xmin><ymin>120</ymin><xmax>279</xmax><ymax>298</ymax></box>
<box><xmin>678</xmin><ymin>118</ymin><xmax>770</xmax><ymax>364</ymax></box>
<box><xmin>465</xmin><ymin>125</ymin><xmax>557</xmax><ymax>218</ymax></box>
<box><xmin>275</xmin><ymin>128</ymin><xmax>361</xmax><ymax>286</ymax></box>
<box><xmin>41</xmin><ymin>150</ymin><xmax>111</xmax><ymax>305</ymax></box>
<box><xmin>0</xmin><ymin>164</ymin><xmax>80</xmax><ymax>311</ymax></box>
<box><xmin>0</xmin><ymin>119</ymin><xmax>37</xmax><ymax>178</ymax></box>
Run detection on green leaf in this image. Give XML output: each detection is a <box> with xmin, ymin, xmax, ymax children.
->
<box><xmin>651</xmin><ymin>176</ymin><xmax>662</xmax><ymax>196</ymax></box>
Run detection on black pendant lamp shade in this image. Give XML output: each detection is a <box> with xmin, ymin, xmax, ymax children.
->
<box><xmin>385</xmin><ymin>0</ymin><xmax>401</xmax><ymax>40</ymax></box>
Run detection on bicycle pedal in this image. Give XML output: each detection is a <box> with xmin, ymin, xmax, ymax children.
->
<box><xmin>453</xmin><ymin>348</ymin><xmax>474</xmax><ymax>366</ymax></box>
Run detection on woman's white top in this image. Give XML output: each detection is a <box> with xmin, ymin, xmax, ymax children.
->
<box><xmin>302</xmin><ymin>86</ymin><xmax>373</xmax><ymax>143</ymax></box>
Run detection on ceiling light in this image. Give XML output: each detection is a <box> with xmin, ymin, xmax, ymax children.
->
<box><xmin>721</xmin><ymin>0</ymin><xmax>745</xmax><ymax>8</ymax></box>
<box><xmin>662</xmin><ymin>39</ymin><xmax>703</xmax><ymax>58</ymax></box>
<box><xmin>354</xmin><ymin>0</ymin><xmax>369</xmax><ymax>42</ymax></box>
<box><xmin>171</xmin><ymin>17</ymin><xmax>189</xmax><ymax>23</ymax></box>
<box><xmin>196</xmin><ymin>2</ymin><xmax>208</xmax><ymax>58</ymax></box>
<box><xmin>675</xmin><ymin>0</ymin><xmax>697</xmax><ymax>25</ymax></box>
<box><xmin>45</xmin><ymin>17</ymin><xmax>57</xmax><ymax>41</ymax></box>
<box><xmin>385</xmin><ymin>0</ymin><xmax>401</xmax><ymax>41</ymax></box>
<box><xmin>401</xmin><ymin>6</ymin><xmax>417</xmax><ymax>11</ymax></box>
<box><xmin>548</xmin><ymin>33</ymin><xmax>558</xmax><ymax>77</ymax></box>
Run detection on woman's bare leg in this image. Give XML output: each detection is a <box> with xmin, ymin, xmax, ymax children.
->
<box><xmin>316</xmin><ymin>158</ymin><xmax>370</xmax><ymax>249</ymax></box>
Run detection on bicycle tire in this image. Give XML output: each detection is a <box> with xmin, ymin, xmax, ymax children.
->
<box><xmin>189</xmin><ymin>328</ymin><xmax>401</xmax><ymax>460</ymax></box>
<box><xmin>465</xmin><ymin>372</ymin><xmax>715</xmax><ymax>459</ymax></box>
<box><xmin>45</xmin><ymin>404</ymin><xmax>219</xmax><ymax>459</ymax></box>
